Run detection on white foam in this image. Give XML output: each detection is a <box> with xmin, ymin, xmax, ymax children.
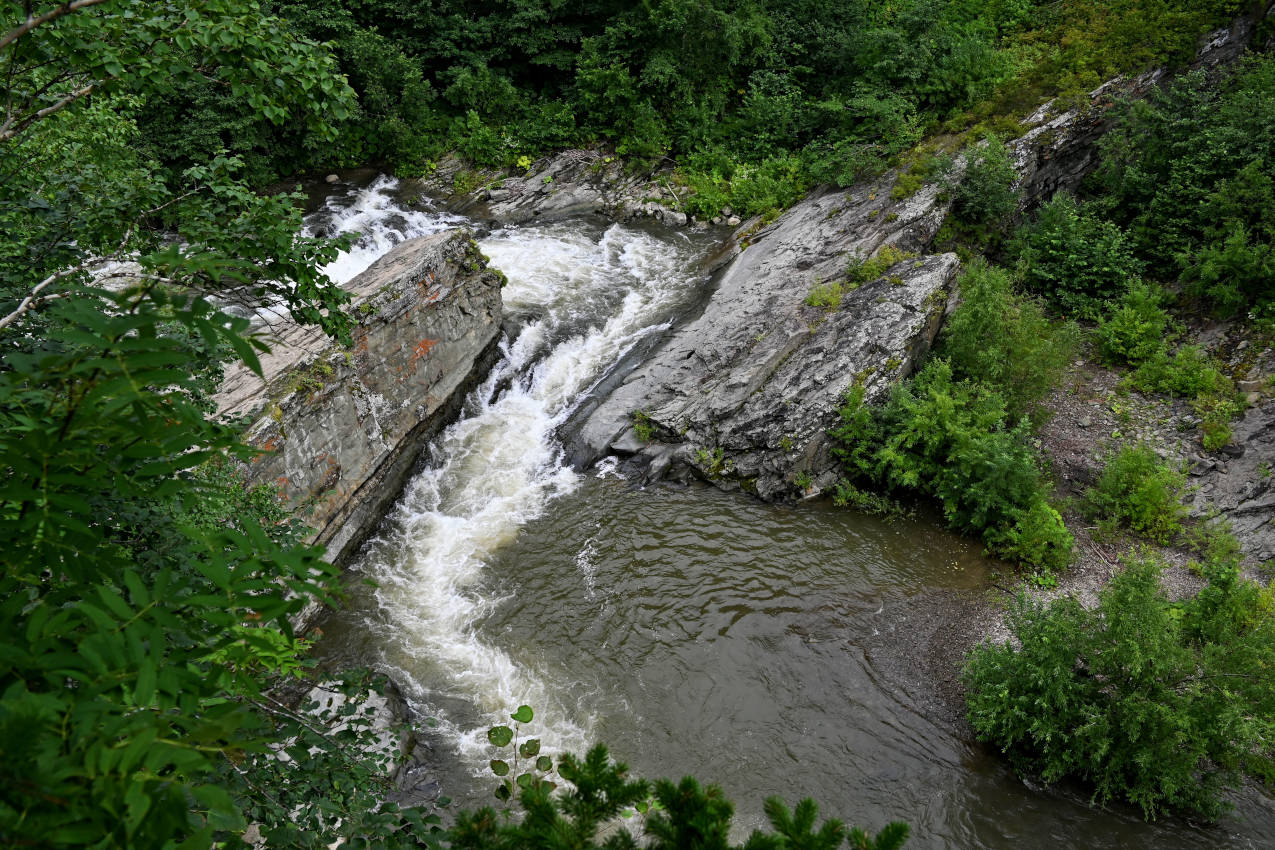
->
<box><xmin>305</xmin><ymin>175</ymin><xmax>469</xmax><ymax>285</ymax></box>
<box><xmin>311</xmin><ymin>193</ymin><xmax>706</xmax><ymax>780</ymax></box>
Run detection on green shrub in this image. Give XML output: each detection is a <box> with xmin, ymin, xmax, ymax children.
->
<box><xmin>945</xmin><ymin>135</ymin><xmax>1018</xmax><ymax>233</ymax></box>
<box><xmin>1094</xmin><ymin>57</ymin><xmax>1275</xmax><ymax>315</ymax></box>
<box><xmin>805</xmin><ymin>280</ymin><xmax>845</xmax><ymax>311</ymax></box>
<box><xmin>964</xmin><ymin>553</ymin><xmax>1275</xmax><ymax>820</ymax></box>
<box><xmin>985</xmin><ymin>498</ymin><xmax>1073</xmax><ymax>581</ymax></box>
<box><xmin>831</xmin><ymin>480</ymin><xmax>910</xmax><ymax>519</ymax></box>
<box><xmin>1012</xmin><ymin>194</ymin><xmax>1142</xmax><ymax>318</ymax></box>
<box><xmin>680</xmin><ymin>169</ymin><xmax>733</xmax><ymax>220</ymax></box>
<box><xmin>940</xmin><ymin>263</ymin><xmax>1078</xmax><ymax>418</ymax></box>
<box><xmin>832</xmin><ymin>361</ymin><xmax>1073</xmax><ymax>574</ymax></box>
<box><xmin>632</xmin><ymin>410</ymin><xmax>657</xmax><ymax>442</ymax></box>
<box><xmin>1096</xmin><ymin>282</ymin><xmax>1173</xmax><ymax>364</ymax></box>
<box><xmin>804</xmin><ymin>137</ymin><xmax>892</xmax><ymax>188</ymax></box>
<box><xmin>1084</xmin><ymin>444</ymin><xmax>1188</xmax><ymax>543</ymax></box>
<box><xmin>846</xmin><ymin>244</ymin><xmax>917</xmax><ymax>286</ymax></box>
<box><xmin>678</xmin><ymin>153</ymin><xmax>810</xmax><ymax>221</ymax></box>
<box><xmin>1128</xmin><ymin>344</ymin><xmax>1229</xmax><ymax>398</ymax></box>
<box><xmin>726</xmin><ymin>154</ymin><xmax>811</xmax><ymax>219</ymax></box>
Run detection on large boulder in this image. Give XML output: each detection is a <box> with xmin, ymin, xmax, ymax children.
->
<box><xmin>215</xmin><ymin>231</ymin><xmax>503</xmax><ymax>577</ymax></box>
<box><xmin>412</xmin><ymin>149</ymin><xmax>690</xmax><ymax>228</ymax></box>
<box><xmin>570</xmin><ymin>170</ymin><xmax>959</xmax><ymax>500</ymax></box>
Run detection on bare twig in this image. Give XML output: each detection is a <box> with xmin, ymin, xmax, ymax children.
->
<box><xmin>0</xmin><ymin>0</ymin><xmax>114</xmax><ymax>53</ymax></box>
<box><xmin>0</xmin><ymin>81</ymin><xmax>97</xmax><ymax>142</ymax></box>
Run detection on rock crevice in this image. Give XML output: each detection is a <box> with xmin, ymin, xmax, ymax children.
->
<box><xmin>215</xmin><ymin>231</ymin><xmax>503</xmax><ymax>576</ymax></box>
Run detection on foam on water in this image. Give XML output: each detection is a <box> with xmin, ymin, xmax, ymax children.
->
<box><xmin>308</xmin><ymin>183</ymin><xmax>709</xmax><ymax>776</ymax></box>
<box><xmin>305</xmin><ymin>175</ymin><xmax>469</xmax><ymax>285</ymax></box>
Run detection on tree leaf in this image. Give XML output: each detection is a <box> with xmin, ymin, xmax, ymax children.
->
<box><xmin>510</xmin><ymin>705</ymin><xmax>534</xmax><ymax>723</ymax></box>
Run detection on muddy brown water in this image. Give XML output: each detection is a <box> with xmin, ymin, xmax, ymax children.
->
<box><xmin>310</xmin><ymin>174</ymin><xmax>1275</xmax><ymax>849</ymax></box>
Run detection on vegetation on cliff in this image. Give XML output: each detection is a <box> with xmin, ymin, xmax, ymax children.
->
<box><xmin>3</xmin><ymin>0</ymin><xmax>1273</xmax><ymax>844</ymax></box>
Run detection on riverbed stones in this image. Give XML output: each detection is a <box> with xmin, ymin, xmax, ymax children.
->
<box><xmin>215</xmin><ymin>231</ymin><xmax>503</xmax><ymax>605</ymax></box>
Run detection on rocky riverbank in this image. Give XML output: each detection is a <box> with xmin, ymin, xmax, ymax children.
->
<box><xmin>215</xmin><ymin>230</ymin><xmax>504</xmax><ymax>626</ymax></box>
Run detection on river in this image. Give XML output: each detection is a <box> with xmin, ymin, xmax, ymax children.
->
<box><xmin>307</xmin><ymin>174</ymin><xmax>1275</xmax><ymax>849</ymax></box>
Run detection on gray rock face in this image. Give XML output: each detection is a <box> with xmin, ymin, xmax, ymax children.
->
<box><xmin>572</xmin><ymin>173</ymin><xmax>959</xmax><ymax>499</ymax></box>
<box><xmin>414</xmin><ymin>150</ymin><xmax>692</xmax><ymax>228</ymax></box>
<box><xmin>1190</xmin><ymin>402</ymin><xmax>1275</xmax><ymax>564</ymax></box>
<box><xmin>215</xmin><ymin>231</ymin><xmax>503</xmax><ymax>574</ymax></box>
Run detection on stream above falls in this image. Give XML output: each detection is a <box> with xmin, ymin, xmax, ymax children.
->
<box><xmin>308</xmin><ymin>173</ymin><xmax>1275</xmax><ymax>849</ymax></box>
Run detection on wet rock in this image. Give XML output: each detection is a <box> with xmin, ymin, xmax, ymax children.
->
<box><xmin>412</xmin><ymin>149</ymin><xmax>688</xmax><ymax>228</ymax></box>
<box><xmin>325</xmin><ymin>173</ymin><xmax>340</xmax><ymax>183</ymax></box>
<box><xmin>215</xmin><ymin>231</ymin><xmax>503</xmax><ymax>626</ymax></box>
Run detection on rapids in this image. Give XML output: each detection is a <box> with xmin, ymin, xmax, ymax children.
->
<box><xmin>309</xmin><ymin>174</ymin><xmax>1275</xmax><ymax>849</ymax></box>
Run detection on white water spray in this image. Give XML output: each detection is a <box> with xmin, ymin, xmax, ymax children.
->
<box><xmin>309</xmin><ymin>178</ymin><xmax>709</xmax><ymax>776</ymax></box>
<box><xmin>305</xmin><ymin>174</ymin><xmax>469</xmax><ymax>285</ymax></box>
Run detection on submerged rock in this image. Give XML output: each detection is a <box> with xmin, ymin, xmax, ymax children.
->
<box><xmin>215</xmin><ymin>231</ymin><xmax>503</xmax><ymax>616</ymax></box>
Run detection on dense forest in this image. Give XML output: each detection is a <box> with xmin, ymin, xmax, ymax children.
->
<box><xmin>2</xmin><ymin>0</ymin><xmax>1273</xmax><ymax>847</ymax></box>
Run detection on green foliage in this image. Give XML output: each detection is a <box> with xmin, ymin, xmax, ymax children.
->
<box><xmin>678</xmin><ymin>152</ymin><xmax>812</xmax><ymax>222</ymax></box>
<box><xmin>1092</xmin><ymin>287</ymin><xmax>1241</xmax><ymax>451</ymax></box>
<box><xmin>1084</xmin><ymin>445</ymin><xmax>1188</xmax><ymax>543</ymax></box>
<box><xmin>484</xmin><ymin>705</ymin><xmax>556</xmax><ymax>804</ymax></box>
<box><xmin>846</xmin><ymin>245</ymin><xmax>917</xmax><ymax>287</ymax></box>
<box><xmin>1095</xmin><ymin>282</ymin><xmax>1173</xmax><ymax>364</ymax></box>
<box><xmin>805</xmin><ymin>280</ymin><xmax>846</xmax><ymax>311</ymax></box>
<box><xmin>1127</xmin><ymin>345</ymin><xmax>1230</xmax><ymax>399</ymax></box>
<box><xmin>0</xmin><ymin>284</ymin><xmax>448</xmax><ymax>848</ymax></box>
<box><xmin>960</xmin><ymin>0</ymin><xmax>1242</xmax><ymax>129</ymax></box>
<box><xmin>964</xmin><ymin>552</ymin><xmax>1275</xmax><ymax>820</ymax></box>
<box><xmin>453</xmin><ymin>736</ymin><xmax>910</xmax><ymax>850</ymax></box>
<box><xmin>0</xmin><ymin>6</ymin><xmax>444</xmax><ymax>847</ymax></box>
<box><xmin>1093</xmin><ymin>55</ymin><xmax>1275</xmax><ymax>314</ymax></box>
<box><xmin>945</xmin><ymin>136</ymin><xmax>1018</xmax><ymax>236</ymax></box>
<box><xmin>831</xmin><ymin>361</ymin><xmax>1072</xmax><ymax>574</ymax></box>
<box><xmin>939</xmin><ymin>263</ymin><xmax>1078</xmax><ymax>418</ymax></box>
<box><xmin>1120</xmin><ymin>344</ymin><xmax>1239</xmax><ymax>453</ymax></box>
<box><xmin>831</xmin><ymin>480</ymin><xmax>910</xmax><ymax>520</ymax></box>
<box><xmin>632</xmin><ymin>410</ymin><xmax>658</xmax><ymax>442</ymax></box>
<box><xmin>1011</xmin><ymin>194</ymin><xmax>1142</xmax><ymax>318</ymax></box>
<box><xmin>889</xmin><ymin>151</ymin><xmax>946</xmax><ymax>201</ymax></box>
<box><xmin>693</xmin><ymin>446</ymin><xmax>733</xmax><ymax>480</ymax></box>
<box><xmin>79</xmin><ymin>0</ymin><xmax>1241</xmax><ymax>218</ymax></box>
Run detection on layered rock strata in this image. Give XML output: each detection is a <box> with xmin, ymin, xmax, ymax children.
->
<box><xmin>215</xmin><ymin>231</ymin><xmax>503</xmax><ymax>572</ymax></box>
<box><xmin>572</xmin><ymin>173</ymin><xmax>959</xmax><ymax>500</ymax></box>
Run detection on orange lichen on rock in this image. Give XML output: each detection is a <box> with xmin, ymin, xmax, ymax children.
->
<box><xmin>412</xmin><ymin>337</ymin><xmax>438</xmax><ymax>361</ymax></box>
